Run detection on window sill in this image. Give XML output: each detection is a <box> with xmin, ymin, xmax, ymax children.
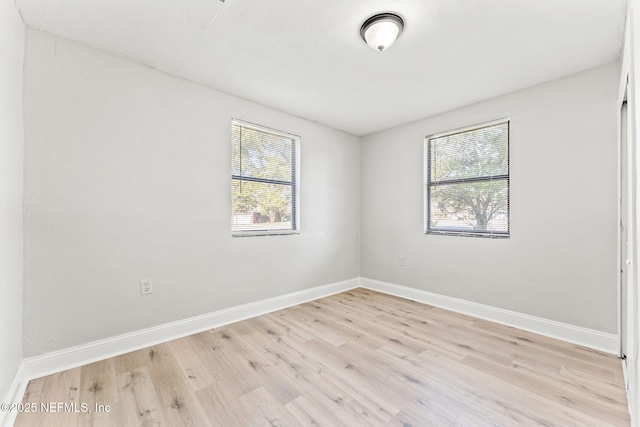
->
<box><xmin>232</xmin><ymin>230</ymin><xmax>300</xmax><ymax>237</ymax></box>
<box><xmin>426</xmin><ymin>230</ymin><xmax>509</xmax><ymax>239</ymax></box>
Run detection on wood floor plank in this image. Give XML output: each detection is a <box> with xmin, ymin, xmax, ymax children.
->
<box><xmin>241</xmin><ymin>327</ymin><xmax>398</xmax><ymax>422</ymax></box>
<box><xmin>13</xmin><ymin>288</ymin><xmax>630</xmax><ymax>426</ymax></box>
<box><xmin>165</xmin><ymin>332</ymin><xmax>225</xmax><ymax>391</ymax></box>
<box><xmin>371</xmin><ymin>345</ymin><xmax>519</xmax><ymax>426</ymax></box>
<box><xmin>142</xmin><ymin>343</ymin><xmax>212</xmax><ymax>427</ymax></box>
<box><xmin>239</xmin><ymin>331</ymin><xmax>359</xmax><ymax>416</ymax></box>
<box><xmin>415</xmin><ymin>346</ymin><xmax>616</xmax><ymax>426</ymax></box>
<box><xmin>15</xmin><ymin>368</ymin><xmax>82</xmax><ymax>427</ymax></box>
<box><xmin>195</xmin><ymin>380</ymin><xmax>254</xmax><ymax>426</ymax></box>
<box><xmin>284</xmin><ymin>395</ymin><xmax>348</xmax><ymax>427</ymax></box>
<box><xmin>237</xmin><ymin>386</ymin><xmax>299</xmax><ymax>426</ymax></box>
<box><xmin>463</xmin><ymin>354</ymin><xmax>629</xmax><ymax>425</ymax></box>
<box><xmin>278</xmin><ymin>307</ymin><xmax>349</xmax><ymax>347</ymax></box>
<box><xmin>333</xmin><ymin>397</ymin><xmax>390</xmax><ymax>427</ymax></box>
<box><xmin>220</xmin><ymin>330</ymin><xmax>302</xmax><ymax>405</ymax></box>
<box><xmin>115</xmin><ymin>367</ymin><xmax>165</xmax><ymax>427</ymax></box>
<box><xmin>286</xmin><ymin>304</ymin><xmax>383</xmax><ymax>351</ymax></box>
<box><xmin>196</xmin><ymin>328</ymin><xmax>274</xmax><ymax>399</ymax></box>
<box><xmin>77</xmin><ymin>358</ymin><xmax>118</xmax><ymax>427</ymax></box>
<box><xmin>251</xmin><ymin>312</ymin><xmax>315</xmax><ymax>343</ymax></box>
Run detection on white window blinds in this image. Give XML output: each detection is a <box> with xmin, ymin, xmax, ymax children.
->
<box><xmin>426</xmin><ymin>119</ymin><xmax>510</xmax><ymax>237</ymax></box>
<box><xmin>231</xmin><ymin>120</ymin><xmax>299</xmax><ymax>235</ymax></box>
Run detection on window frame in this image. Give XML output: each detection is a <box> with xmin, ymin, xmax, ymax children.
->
<box><xmin>424</xmin><ymin>118</ymin><xmax>510</xmax><ymax>238</ymax></box>
<box><xmin>231</xmin><ymin>119</ymin><xmax>300</xmax><ymax>237</ymax></box>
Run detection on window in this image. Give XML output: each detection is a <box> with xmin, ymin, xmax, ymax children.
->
<box><xmin>425</xmin><ymin>118</ymin><xmax>509</xmax><ymax>237</ymax></box>
<box><xmin>231</xmin><ymin>119</ymin><xmax>299</xmax><ymax>236</ymax></box>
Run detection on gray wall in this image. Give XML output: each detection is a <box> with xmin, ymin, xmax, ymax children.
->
<box><xmin>0</xmin><ymin>0</ymin><xmax>24</xmax><ymax>400</ymax></box>
<box><xmin>23</xmin><ymin>30</ymin><xmax>360</xmax><ymax>357</ymax></box>
<box><xmin>360</xmin><ymin>62</ymin><xmax>620</xmax><ymax>333</ymax></box>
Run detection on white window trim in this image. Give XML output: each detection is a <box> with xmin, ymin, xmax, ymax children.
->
<box><xmin>231</xmin><ymin>119</ymin><xmax>301</xmax><ymax>237</ymax></box>
<box><xmin>424</xmin><ymin>117</ymin><xmax>510</xmax><ymax>238</ymax></box>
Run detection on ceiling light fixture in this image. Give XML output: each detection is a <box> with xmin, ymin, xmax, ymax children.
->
<box><xmin>360</xmin><ymin>13</ymin><xmax>404</xmax><ymax>52</ymax></box>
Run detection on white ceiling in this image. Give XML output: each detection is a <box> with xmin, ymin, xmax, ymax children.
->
<box><xmin>16</xmin><ymin>0</ymin><xmax>627</xmax><ymax>136</ymax></box>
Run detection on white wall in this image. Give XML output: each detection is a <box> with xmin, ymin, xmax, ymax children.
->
<box><xmin>0</xmin><ymin>0</ymin><xmax>24</xmax><ymax>402</ymax></box>
<box><xmin>361</xmin><ymin>62</ymin><xmax>620</xmax><ymax>334</ymax></box>
<box><xmin>23</xmin><ymin>30</ymin><xmax>360</xmax><ymax>357</ymax></box>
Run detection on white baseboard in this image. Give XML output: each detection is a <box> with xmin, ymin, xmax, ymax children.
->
<box><xmin>23</xmin><ymin>278</ymin><xmax>360</xmax><ymax>381</ymax></box>
<box><xmin>1</xmin><ymin>362</ymin><xmax>27</xmax><ymax>427</ymax></box>
<box><xmin>360</xmin><ymin>277</ymin><xmax>618</xmax><ymax>354</ymax></box>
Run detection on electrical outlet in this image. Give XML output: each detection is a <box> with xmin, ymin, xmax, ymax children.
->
<box><xmin>140</xmin><ymin>279</ymin><xmax>152</xmax><ymax>295</ymax></box>
<box><xmin>399</xmin><ymin>257</ymin><xmax>406</xmax><ymax>266</ymax></box>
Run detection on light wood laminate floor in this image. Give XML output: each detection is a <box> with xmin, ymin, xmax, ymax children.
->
<box><xmin>15</xmin><ymin>288</ymin><xmax>629</xmax><ymax>426</ymax></box>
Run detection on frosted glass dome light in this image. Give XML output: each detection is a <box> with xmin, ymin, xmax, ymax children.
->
<box><xmin>360</xmin><ymin>13</ymin><xmax>404</xmax><ymax>52</ymax></box>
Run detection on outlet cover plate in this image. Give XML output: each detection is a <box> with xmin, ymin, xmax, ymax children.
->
<box><xmin>140</xmin><ymin>279</ymin><xmax>152</xmax><ymax>295</ymax></box>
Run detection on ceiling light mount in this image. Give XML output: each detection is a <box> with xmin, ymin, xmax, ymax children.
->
<box><xmin>360</xmin><ymin>13</ymin><xmax>404</xmax><ymax>52</ymax></box>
